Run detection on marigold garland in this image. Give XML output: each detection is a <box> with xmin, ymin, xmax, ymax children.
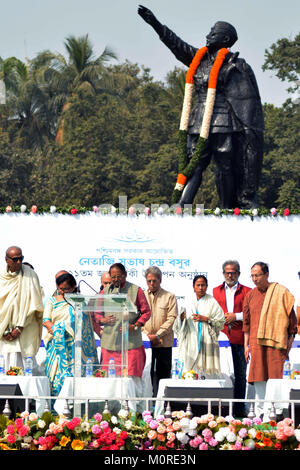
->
<box><xmin>171</xmin><ymin>47</ymin><xmax>229</xmax><ymax>205</ymax></box>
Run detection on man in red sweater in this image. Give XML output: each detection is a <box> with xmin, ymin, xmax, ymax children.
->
<box><xmin>213</xmin><ymin>260</ymin><xmax>251</xmax><ymax>417</ymax></box>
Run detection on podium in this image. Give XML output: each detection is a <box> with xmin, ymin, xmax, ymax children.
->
<box><xmin>65</xmin><ymin>293</ymin><xmax>137</xmax><ymax>415</ymax></box>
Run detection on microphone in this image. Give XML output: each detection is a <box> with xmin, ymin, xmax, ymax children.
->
<box><xmin>77</xmin><ymin>279</ymin><xmax>98</xmax><ymax>294</ymax></box>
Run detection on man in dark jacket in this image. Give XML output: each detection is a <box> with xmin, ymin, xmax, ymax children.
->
<box><xmin>213</xmin><ymin>260</ymin><xmax>251</xmax><ymax>417</ymax></box>
<box><xmin>138</xmin><ymin>5</ymin><xmax>264</xmax><ymax>208</ymax></box>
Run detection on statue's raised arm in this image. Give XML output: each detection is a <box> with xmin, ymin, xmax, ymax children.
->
<box><xmin>138</xmin><ymin>5</ymin><xmax>163</xmax><ymax>34</ymax></box>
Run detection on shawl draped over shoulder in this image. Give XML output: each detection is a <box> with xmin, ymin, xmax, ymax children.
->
<box><xmin>0</xmin><ymin>264</ymin><xmax>43</xmax><ymax>356</ymax></box>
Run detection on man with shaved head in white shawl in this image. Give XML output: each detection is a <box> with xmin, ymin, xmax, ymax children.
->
<box><xmin>0</xmin><ymin>246</ymin><xmax>44</xmax><ymax>373</ymax></box>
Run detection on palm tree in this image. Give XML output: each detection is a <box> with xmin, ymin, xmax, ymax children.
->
<box><xmin>0</xmin><ymin>56</ymin><xmax>56</xmax><ymax>148</ymax></box>
<box><xmin>35</xmin><ymin>34</ymin><xmax>118</xmax><ymax>144</ymax></box>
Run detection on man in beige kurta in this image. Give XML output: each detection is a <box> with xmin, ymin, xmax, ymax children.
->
<box><xmin>143</xmin><ymin>266</ymin><xmax>178</xmax><ymax>396</ymax></box>
<box><xmin>0</xmin><ymin>246</ymin><xmax>44</xmax><ymax>373</ymax></box>
<box><xmin>243</xmin><ymin>262</ymin><xmax>297</xmax><ymax>419</ymax></box>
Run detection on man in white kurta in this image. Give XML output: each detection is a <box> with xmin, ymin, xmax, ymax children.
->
<box><xmin>0</xmin><ymin>246</ymin><xmax>44</xmax><ymax>372</ymax></box>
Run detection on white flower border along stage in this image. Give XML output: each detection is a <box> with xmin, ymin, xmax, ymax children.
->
<box><xmin>0</xmin><ymin>205</ymin><xmax>298</xmax><ymax>218</ymax></box>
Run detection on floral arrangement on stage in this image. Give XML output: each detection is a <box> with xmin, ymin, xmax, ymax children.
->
<box><xmin>0</xmin><ymin>205</ymin><xmax>299</xmax><ymax>217</ymax></box>
<box><xmin>1</xmin><ymin>410</ymin><xmax>300</xmax><ymax>451</ymax></box>
<box><xmin>6</xmin><ymin>366</ymin><xmax>24</xmax><ymax>376</ymax></box>
<box><xmin>182</xmin><ymin>370</ymin><xmax>198</xmax><ymax>380</ymax></box>
<box><xmin>93</xmin><ymin>368</ymin><xmax>107</xmax><ymax>378</ymax></box>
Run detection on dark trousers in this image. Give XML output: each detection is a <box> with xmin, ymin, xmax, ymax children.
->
<box><xmin>150</xmin><ymin>347</ymin><xmax>172</xmax><ymax>397</ymax></box>
<box><xmin>231</xmin><ymin>343</ymin><xmax>247</xmax><ymax>415</ymax></box>
<box><xmin>179</xmin><ymin>132</ymin><xmax>263</xmax><ymax>209</ymax></box>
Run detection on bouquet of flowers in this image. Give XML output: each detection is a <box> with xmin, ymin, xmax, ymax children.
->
<box><xmin>291</xmin><ymin>370</ymin><xmax>300</xmax><ymax>380</ymax></box>
<box><xmin>6</xmin><ymin>366</ymin><xmax>24</xmax><ymax>376</ymax></box>
<box><xmin>182</xmin><ymin>370</ymin><xmax>198</xmax><ymax>380</ymax></box>
<box><xmin>93</xmin><ymin>369</ymin><xmax>107</xmax><ymax>378</ymax></box>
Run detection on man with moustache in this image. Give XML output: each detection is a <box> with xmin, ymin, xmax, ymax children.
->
<box><xmin>213</xmin><ymin>260</ymin><xmax>251</xmax><ymax>417</ymax></box>
<box><xmin>243</xmin><ymin>262</ymin><xmax>297</xmax><ymax>419</ymax></box>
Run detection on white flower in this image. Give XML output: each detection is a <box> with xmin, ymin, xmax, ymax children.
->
<box><xmin>37</xmin><ymin>419</ymin><xmax>46</xmax><ymax>429</ymax></box>
<box><xmin>118</xmin><ymin>409</ymin><xmax>129</xmax><ymax>419</ymax></box>
<box><xmin>50</xmin><ymin>205</ymin><xmax>57</xmax><ymax>213</ymax></box>
<box><xmin>220</xmin><ymin>426</ymin><xmax>230</xmax><ymax>437</ymax></box>
<box><xmin>219</xmin><ymin>443</ymin><xmax>233</xmax><ymax>450</ymax></box>
<box><xmin>125</xmin><ymin>420</ymin><xmax>132</xmax><ymax>430</ymax></box>
<box><xmin>113</xmin><ymin>427</ymin><xmax>121</xmax><ymax>435</ymax></box>
<box><xmin>111</xmin><ymin>415</ymin><xmax>118</xmax><ymax>424</ymax></box>
<box><xmin>176</xmin><ymin>432</ymin><xmax>189</xmax><ymax>444</ymax></box>
<box><xmin>294</xmin><ymin>429</ymin><xmax>300</xmax><ymax>442</ymax></box>
<box><xmin>74</xmin><ymin>426</ymin><xmax>82</xmax><ymax>433</ymax></box>
<box><xmin>29</xmin><ymin>412</ymin><xmax>38</xmax><ymax>421</ymax></box>
<box><xmin>23</xmin><ymin>436</ymin><xmax>33</xmax><ymax>443</ymax></box>
<box><xmin>214</xmin><ymin>207</ymin><xmax>221</xmax><ymax>215</ymax></box>
<box><xmin>187</xmin><ymin>429</ymin><xmax>197</xmax><ymax>437</ymax></box>
<box><xmin>180</xmin><ymin>418</ymin><xmax>190</xmax><ymax>429</ymax></box>
<box><xmin>252</xmin><ymin>208</ymin><xmax>258</xmax><ymax>216</ymax></box>
<box><xmin>224</xmin><ymin>415</ymin><xmax>234</xmax><ymax>423</ymax></box>
<box><xmin>226</xmin><ymin>432</ymin><xmax>237</xmax><ymax>443</ymax></box>
<box><xmin>248</xmin><ymin>428</ymin><xmax>257</xmax><ymax>439</ymax></box>
<box><xmin>81</xmin><ymin>421</ymin><xmax>90</xmax><ymax>432</ymax></box>
<box><xmin>21</xmin><ymin>443</ymin><xmax>30</xmax><ymax>450</ymax></box>
<box><xmin>189</xmin><ymin>419</ymin><xmax>198</xmax><ymax>430</ymax></box>
<box><xmin>214</xmin><ymin>431</ymin><xmax>225</xmax><ymax>442</ymax></box>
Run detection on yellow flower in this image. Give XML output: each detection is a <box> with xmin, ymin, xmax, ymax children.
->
<box><xmin>71</xmin><ymin>439</ymin><xmax>85</xmax><ymax>450</ymax></box>
<box><xmin>59</xmin><ymin>436</ymin><xmax>71</xmax><ymax>447</ymax></box>
<box><xmin>0</xmin><ymin>443</ymin><xmax>12</xmax><ymax>450</ymax></box>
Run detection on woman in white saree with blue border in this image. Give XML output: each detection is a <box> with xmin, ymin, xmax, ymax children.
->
<box><xmin>43</xmin><ymin>273</ymin><xmax>98</xmax><ymax>395</ymax></box>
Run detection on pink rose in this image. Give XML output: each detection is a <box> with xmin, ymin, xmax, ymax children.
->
<box><xmin>15</xmin><ymin>418</ymin><xmax>24</xmax><ymax>428</ymax></box>
<box><xmin>238</xmin><ymin>428</ymin><xmax>248</xmax><ymax>439</ymax></box>
<box><xmin>6</xmin><ymin>425</ymin><xmax>15</xmax><ymax>434</ymax></box>
<box><xmin>234</xmin><ymin>207</ymin><xmax>240</xmax><ymax>215</ymax></box>
<box><xmin>234</xmin><ymin>441</ymin><xmax>242</xmax><ymax>450</ymax></box>
<box><xmin>31</xmin><ymin>205</ymin><xmax>37</xmax><ymax>214</ymax></box>
<box><xmin>70</xmin><ymin>208</ymin><xmax>78</xmax><ymax>215</ymax></box>
<box><xmin>7</xmin><ymin>434</ymin><xmax>16</xmax><ymax>444</ymax></box>
<box><xmin>18</xmin><ymin>425</ymin><xmax>30</xmax><ymax>437</ymax></box>
<box><xmin>94</xmin><ymin>413</ymin><xmax>102</xmax><ymax>422</ymax></box>
<box><xmin>92</xmin><ymin>424</ymin><xmax>101</xmax><ymax>435</ymax></box>
<box><xmin>157</xmin><ymin>425</ymin><xmax>166</xmax><ymax>434</ymax></box>
<box><xmin>202</xmin><ymin>428</ymin><xmax>213</xmax><ymax>439</ymax></box>
<box><xmin>208</xmin><ymin>438</ymin><xmax>218</xmax><ymax>447</ymax></box>
<box><xmin>283</xmin><ymin>208</ymin><xmax>290</xmax><ymax>216</ymax></box>
<box><xmin>283</xmin><ymin>426</ymin><xmax>294</xmax><ymax>437</ymax></box>
<box><xmin>199</xmin><ymin>442</ymin><xmax>208</xmax><ymax>450</ymax></box>
<box><xmin>149</xmin><ymin>420</ymin><xmax>159</xmax><ymax>430</ymax></box>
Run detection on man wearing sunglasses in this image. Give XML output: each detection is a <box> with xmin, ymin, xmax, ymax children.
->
<box><xmin>0</xmin><ymin>246</ymin><xmax>44</xmax><ymax>373</ymax></box>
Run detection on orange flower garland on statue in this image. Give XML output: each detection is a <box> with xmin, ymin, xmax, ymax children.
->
<box><xmin>171</xmin><ymin>47</ymin><xmax>229</xmax><ymax>204</ymax></box>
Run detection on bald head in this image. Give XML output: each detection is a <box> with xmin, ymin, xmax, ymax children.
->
<box><xmin>101</xmin><ymin>271</ymin><xmax>111</xmax><ymax>290</ymax></box>
<box><xmin>5</xmin><ymin>246</ymin><xmax>24</xmax><ymax>273</ymax></box>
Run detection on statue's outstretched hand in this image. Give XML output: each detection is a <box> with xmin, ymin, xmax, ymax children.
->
<box><xmin>138</xmin><ymin>5</ymin><xmax>157</xmax><ymax>25</ymax></box>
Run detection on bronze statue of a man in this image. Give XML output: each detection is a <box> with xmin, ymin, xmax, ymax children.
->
<box><xmin>138</xmin><ymin>5</ymin><xmax>264</xmax><ymax>209</ymax></box>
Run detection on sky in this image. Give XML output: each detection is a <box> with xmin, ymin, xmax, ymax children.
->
<box><xmin>0</xmin><ymin>0</ymin><xmax>299</xmax><ymax>106</ymax></box>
